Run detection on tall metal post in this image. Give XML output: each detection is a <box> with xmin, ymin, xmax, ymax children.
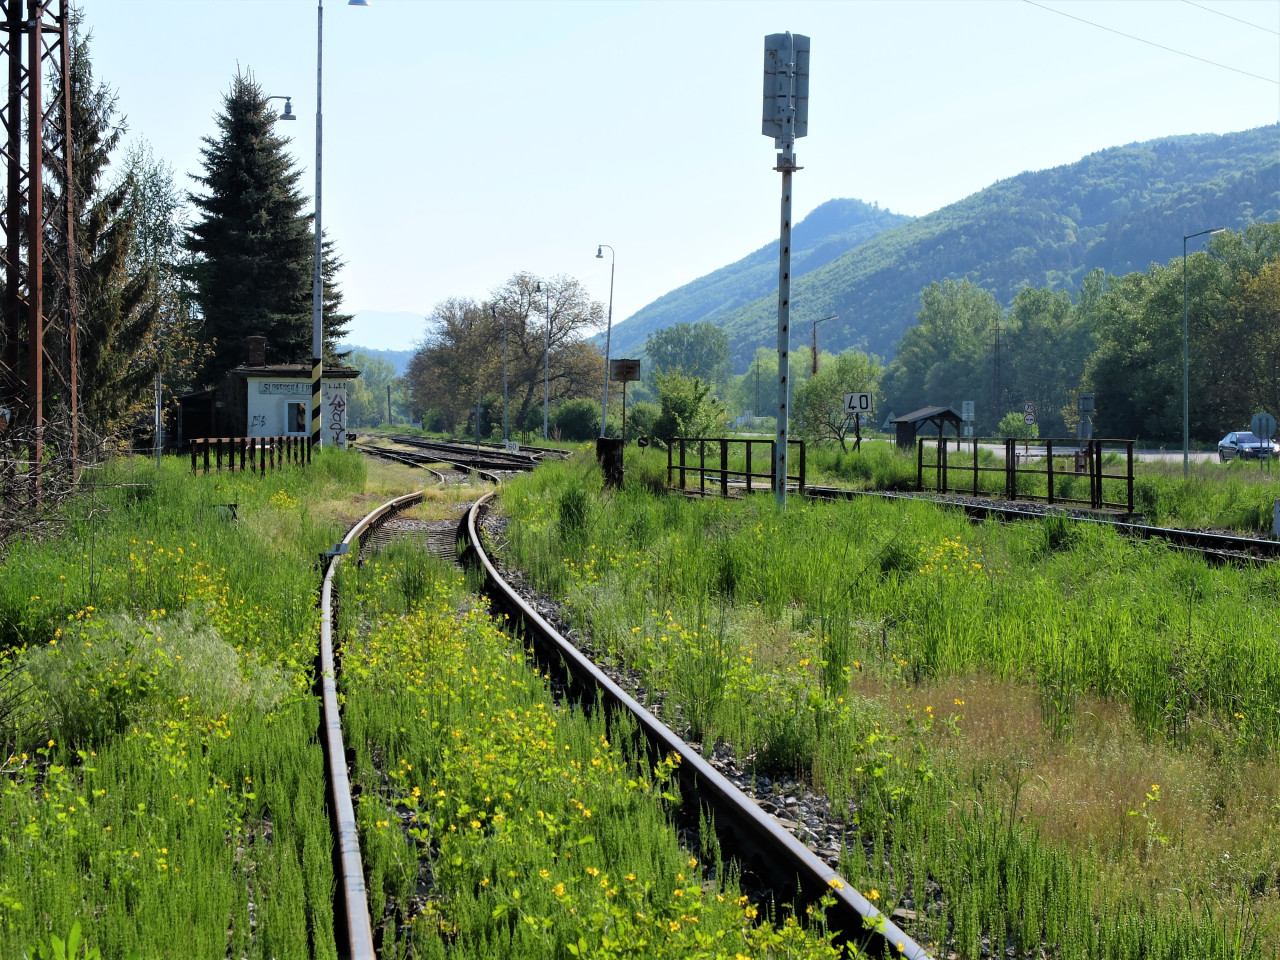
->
<box><xmin>541</xmin><ymin>282</ymin><xmax>550</xmax><ymax>441</ymax></box>
<box><xmin>763</xmin><ymin>31</ymin><xmax>809</xmax><ymax>509</ymax></box>
<box><xmin>596</xmin><ymin>245</ymin><xmax>614</xmax><ymax>437</ymax></box>
<box><xmin>310</xmin><ymin>0</ymin><xmax>324</xmax><ymax>450</ymax></box>
<box><xmin>25</xmin><ymin>0</ymin><xmax>42</xmax><ymax>491</ymax></box>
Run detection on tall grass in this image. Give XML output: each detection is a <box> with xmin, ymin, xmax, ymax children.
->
<box><xmin>495</xmin><ymin>452</ymin><xmax>1280</xmax><ymax>957</ymax></box>
<box><xmin>0</xmin><ymin>449</ymin><xmax>368</xmax><ymax>958</ymax></box>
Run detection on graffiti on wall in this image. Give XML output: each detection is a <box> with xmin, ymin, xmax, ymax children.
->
<box><xmin>327</xmin><ymin>390</ymin><xmax>347</xmax><ymax>448</ymax></box>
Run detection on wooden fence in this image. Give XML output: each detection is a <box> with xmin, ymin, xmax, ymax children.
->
<box><xmin>667</xmin><ymin>437</ymin><xmax>805</xmax><ymax>496</ymax></box>
<box><xmin>189</xmin><ymin>436</ymin><xmax>312</xmax><ymax>476</ymax></box>
<box><xmin>916</xmin><ymin>437</ymin><xmax>1135</xmax><ymax>512</ymax></box>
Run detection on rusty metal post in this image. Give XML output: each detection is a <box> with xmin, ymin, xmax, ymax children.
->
<box><xmin>720</xmin><ymin>438</ymin><xmax>728</xmax><ymax>498</ymax></box>
<box><xmin>746</xmin><ymin>439</ymin><xmax>753</xmax><ymax>493</ymax></box>
<box><xmin>215</xmin><ymin>438</ymin><xmax>223</xmax><ymax>471</ymax></box>
<box><xmin>1047</xmin><ymin>439</ymin><xmax>1054</xmax><ymax>504</ymax></box>
<box><xmin>202</xmin><ymin>440</ymin><xmax>210</xmax><ymax>475</ymax></box>
<box><xmin>797</xmin><ymin>439</ymin><xmax>805</xmax><ymax>496</ymax></box>
<box><xmin>972</xmin><ymin>438</ymin><xmax>979</xmax><ymax>495</ymax></box>
<box><xmin>1005</xmin><ymin>439</ymin><xmax>1015</xmax><ymax>500</ymax></box>
<box><xmin>2</xmin><ymin>1</ymin><xmax>20</xmax><ymax>400</ymax></box>
<box><xmin>25</xmin><ymin>0</ymin><xmax>42</xmax><ymax>495</ymax></box>
<box><xmin>58</xmin><ymin>1</ymin><xmax>73</xmax><ymax>468</ymax></box>
<box><xmin>1126</xmin><ymin>440</ymin><xmax>1134</xmax><ymax>513</ymax></box>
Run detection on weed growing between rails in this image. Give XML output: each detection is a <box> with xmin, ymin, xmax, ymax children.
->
<box><xmin>0</xmin><ymin>448</ymin><xmax>374</xmax><ymax>957</ymax></box>
<box><xmin>337</xmin><ymin>546</ymin><xmax>852</xmax><ymax>959</ymax></box>
<box><xmin>496</xmin><ymin>452</ymin><xmax>1280</xmax><ymax>957</ymax></box>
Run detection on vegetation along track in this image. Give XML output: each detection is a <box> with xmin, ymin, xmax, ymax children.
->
<box><xmin>463</xmin><ymin>490</ymin><xmax>930</xmax><ymax>959</ymax></box>
<box><xmin>804</xmin><ymin>485</ymin><xmax>1280</xmax><ymax>564</ymax></box>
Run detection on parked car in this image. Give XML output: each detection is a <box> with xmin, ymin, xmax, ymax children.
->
<box><xmin>1218</xmin><ymin>431</ymin><xmax>1270</xmax><ymax>461</ymax></box>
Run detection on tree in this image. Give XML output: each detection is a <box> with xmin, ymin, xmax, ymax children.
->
<box><xmin>792</xmin><ymin>349</ymin><xmax>882</xmax><ymax>451</ymax></box>
<box><xmin>490</xmin><ymin>272</ymin><xmax>605</xmax><ymax>431</ymax></box>
<box><xmin>185</xmin><ymin>70</ymin><xmax>349</xmax><ymax>387</ymax></box>
<box><xmin>651</xmin><ymin>371</ymin><xmax>726</xmax><ymax>441</ymax></box>
<box><xmin>644</xmin><ymin>322</ymin><xmax>730</xmax><ymax>388</ymax></box>
<box><xmin>881</xmin><ymin>279</ymin><xmax>1001</xmax><ymax>431</ymax></box>
<box><xmin>43</xmin><ymin>18</ymin><xmax>164</xmax><ymax>444</ymax></box>
<box><xmin>345</xmin><ymin>350</ymin><xmax>401</xmax><ymax>427</ymax></box>
<box><xmin>407</xmin><ymin>273</ymin><xmax>604</xmax><ymax>433</ymax></box>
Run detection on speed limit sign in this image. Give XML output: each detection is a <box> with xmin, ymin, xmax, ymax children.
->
<box><xmin>1023</xmin><ymin>401</ymin><xmax>1036</xmax><ymax>415</ymax></box>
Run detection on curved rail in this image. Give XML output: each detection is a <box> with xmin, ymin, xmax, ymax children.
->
<box><xmin>464</xmin><ymin>491</ymin><xmax>930</xmax><ymax>959</ymax></box>
<box><xmin>319</xmin><ymin>489</ymin><xmax>425</xmax><ymax>960</ymax></box>
<box><xmin>805</xmin><ymin>484</ymin><xmax>1280</xmax><ymax>562</ymax></box>
<box><xmin>353</xmin><ymin>440</ymin><xmax>502</xmax><ymax>483</ymax></box>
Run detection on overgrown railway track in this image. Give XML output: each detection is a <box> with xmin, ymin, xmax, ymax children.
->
<box><xmin>318</xmin><ymin>466</ymin><xmax>931</xmax><ymax>957</ymax></box>
<box><xmin>804</xmin><ymin>484</ymin><xmax>1280</xmax><ymax>563</ymax></box>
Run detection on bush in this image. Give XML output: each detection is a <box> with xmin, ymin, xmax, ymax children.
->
<box><xmin>551</xmin><ymin>398</ymin><xmax>600</xmax><ymax>442</ymax></box>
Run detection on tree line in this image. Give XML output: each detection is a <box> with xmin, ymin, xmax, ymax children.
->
<box><xmin>881</xmin><ymin>222</ymin><xmax>1280</xmax><ymax>442</ymax></box>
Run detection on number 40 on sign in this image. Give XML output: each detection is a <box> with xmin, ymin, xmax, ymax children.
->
<box><xmin>844</xmin><ymin>393</ymin><xmax>872</xmax><ymax>416</ymax></box>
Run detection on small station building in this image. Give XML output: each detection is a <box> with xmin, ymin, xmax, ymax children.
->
<box><xmin>177</xmin><ymin>336</ymin><xmax>360</xmax><ymax>448</ymax></box>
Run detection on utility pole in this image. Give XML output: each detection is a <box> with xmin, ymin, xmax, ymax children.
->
<box><xmin>0</xmin><ymin>0</ymin><xmax>77</xmax><ymax>499</ymax></box>
<box><xmin>762</xmin><ymin>31</ymin><xmax>809</xmax><ymax>509</ymax></box>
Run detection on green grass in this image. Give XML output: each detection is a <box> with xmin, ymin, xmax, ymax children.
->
<box><xmin>0</xmin><ymin>449</ymin><xmax>375</xmax><ymax>958</ymax></box>
<box><xmin>494</xmin><ymin>450</ymin><xmax>1280</xmax><ymax>958</ymax></box>
<box><xmin>334</xmin><ymin>543</ymin><xmax>847</xmax><ymax>959</ymax></box>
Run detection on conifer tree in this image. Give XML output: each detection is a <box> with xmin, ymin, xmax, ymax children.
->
<box><xmin>185</xmin><ymin>70</ymin><xmax>348</xmax><ymax>386</ymax></box>
<box><xmin>44</xmin><ymin>15</ymin><xmax>163</xmax><ymax>444</ymax></box>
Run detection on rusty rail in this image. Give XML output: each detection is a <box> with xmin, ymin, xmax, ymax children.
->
<box><xmin>189</xmin><ymin>436</ymin><xmax>312</xmax><ymax>475</ymax></box>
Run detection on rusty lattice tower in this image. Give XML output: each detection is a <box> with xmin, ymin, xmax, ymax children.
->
<box><xmin>0</xmin><ymin>0</ymin><xmax>75</xmax><ymax>495</ymax></box>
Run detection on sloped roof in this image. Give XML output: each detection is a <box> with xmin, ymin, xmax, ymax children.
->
<box><xmin>890</xmin><ymin>405</ymin><xmax>963</xmax><ymax>425</ymax></box>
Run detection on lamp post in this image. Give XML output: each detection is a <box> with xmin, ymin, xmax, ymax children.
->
<box><xmin>810</xmin><ymin>314</ymin><xmax>838</xmax><ymax>375</ymax></box>
<box><xmin>311</xmin><ymin>0</ymin><xmax>369</xmax><ymax>451</ymax></box>
<box><xmin>266</xmin><ymin>96</ymin><xmax>296</xmax><ymax>121</ymax></box>
<box><xmin>1183</xmin><ymin>226</ymin><xmax>1225</xmax><ymax>476</ymax></box>
<box><xmin>596</xmin><ymin>245</ymin><xmax>615</xmax><ymax>438</ymax></box>
<box><xmin>535</xmin><ymin>281</ymin><xmax>551</xmax><ymax>441</ymax></box>
<box><xmin>490</xmin><ymin>304</ymin><xmax>508</xmax><ymax>445</ymax></box>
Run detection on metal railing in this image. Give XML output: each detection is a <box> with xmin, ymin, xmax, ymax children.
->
<box><xmin>916</xmin><ymin>437</ymin><xmax>1135</xmax><ymax>512</ymax></box>
<box><xmin>189</xmin><ymin>436</ymin><xmax>312</xmax><ymax>475</ymax></box>
<box><xmin>666</xmin><ymin>437</ymin><xmax>805</xmax><ymax>497</ymax></box>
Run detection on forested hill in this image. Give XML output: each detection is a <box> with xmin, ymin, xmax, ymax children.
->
<box><xmin>608</xmin><ymin>124</ymin><xmax>1280</xmax><ymax>370</ymax></box>
<box><xmin>601</xmin><ymin>198</ymin><xmax>911</xmax><ymax>358</ymax></box>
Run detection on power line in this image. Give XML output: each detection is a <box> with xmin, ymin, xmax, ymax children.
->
<box><xmin>1181</xmin><ymin>0</ymin><xmax>1280</xmax><ymax>37</ymax></box>
<box><xmin>1022</xmin><ymin>0</ymin><xmax>1280</xmax><ymax>85</ymax></box>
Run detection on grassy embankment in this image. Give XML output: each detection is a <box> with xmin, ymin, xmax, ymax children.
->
<box><xmin>498</xmin><ymin>449</ymin><xmax>1280</xmax><ymax>959</ymax></box>
<box><xmin>0</xmin><ymin>451</ymin><xmax>427</xmax><ymax>958</ymax></box>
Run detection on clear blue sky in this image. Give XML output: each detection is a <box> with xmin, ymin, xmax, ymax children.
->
<box><xmin>88</xmin><ymin>1</ymin><xmax>1279</xmax><ymax>349</ymax></box>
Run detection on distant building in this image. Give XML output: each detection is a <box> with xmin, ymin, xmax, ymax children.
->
<box><xmin>177</xmin><ymin>336</ymin><xmax>360</xmax><ymax>447</ymax></box>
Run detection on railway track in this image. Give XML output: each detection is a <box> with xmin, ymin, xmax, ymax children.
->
<box><xmin>804</xmin><ymin>484</ymin><xmax>1280</xmax><ymax>563</ymax></box>
<box><xmin>317</xmin><ymin>481</ymin><xmax>931</xmax><ymax>958</ymax></box>
<box><xmin>462</xmin><ymin>492</ymin><xmax>931</xmax><ymax>959</ymax></box>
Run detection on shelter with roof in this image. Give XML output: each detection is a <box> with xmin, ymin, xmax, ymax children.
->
<box><xmin>890</xmin><ymin>406</ymin><xmax>964</xmax><ymax>450</ymax></box>
<box><xmin>177</xmin><ymin>336</ymin><xmax>360</xmax><ymax>448</ymax></box>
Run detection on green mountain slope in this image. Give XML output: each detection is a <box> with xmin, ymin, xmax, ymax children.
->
<box><xmin>602</xmin><ymin>198</ymin><xmax>911</xmax><ymax>358</ymax></box>
<box><xmin>610</xmin><ymin>125</ymin><xmax>1280</xmax><ymax>370</ymax></box>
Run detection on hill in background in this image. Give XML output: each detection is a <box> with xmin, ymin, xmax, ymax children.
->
<box><xmin>605</xmin><ymin>125</ymin><xmax>1280</xmax><ymax>370</ymax></box>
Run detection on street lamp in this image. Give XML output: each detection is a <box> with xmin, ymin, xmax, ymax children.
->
<box><xmin>491</xmin><ymin>304</ymin><xmax>508</xmax><ymax>445</ymax></box>
<box><xmin>810</xmin><ymin>314</ymin><xmax>838</xmax><ymax>375</ymax></box>
<box><xmin>311</xmin><ymin>0</ymin><xmax>369</xmax><ymax>451</ymax></box>
<box><xmin>596</xmin><ymin>244</ymin><xmax>615</xmax><ymax>438</ymax></box>
<box><xmin>535</xmin><ymin>281</ymin><xmax>551</xmax><ymax>441</ymax></box>
<box><xmin>266</xmin><ymin>96</ymin><xmax>296</xmax><ymax>121</ymax></box>
<box><xmin>1183</xmin><ymin>226</ymin><xmax>1225</xmax><ymax>476</ymax></box>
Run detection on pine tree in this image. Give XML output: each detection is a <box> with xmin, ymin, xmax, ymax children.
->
<box><xmin>185</xmin><ymin>70</ymin><xmax>348</xmax><ymax>386</ymax></box>
<box><xmin>44</xmin><ymin>15</ymin><xmax>163</xmax><ymax>444</ymax></box>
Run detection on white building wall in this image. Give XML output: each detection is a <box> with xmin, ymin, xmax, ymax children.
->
<box><xmin>245</xmin><ymin>377</ymin><xmax>350</xmax><ymax>449</ymax></box>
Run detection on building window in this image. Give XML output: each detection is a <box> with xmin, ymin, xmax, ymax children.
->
<box><xmin>288</xmin><ymin>402</ymin><xmax>306</xmax><ymax>434</ymax></box>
